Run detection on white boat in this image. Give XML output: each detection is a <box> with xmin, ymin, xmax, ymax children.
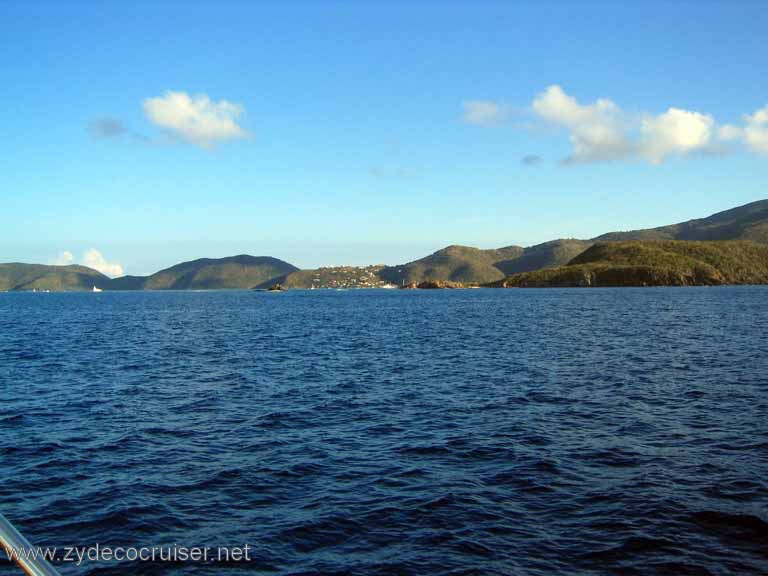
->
<box><xmin>92</xmin><ymin>286</ymin><xmax>102</xmax><ymax>292</ymax></box>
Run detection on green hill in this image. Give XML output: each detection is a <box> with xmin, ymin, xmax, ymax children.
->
<box><xmin>492</xmin><ymin>240</ymin><xmax>768</xmax><ymax>287</ymax></box>
<box><xmin>378</xmin><ymin>245</ymin><xmax>524</xmax><ymax>285</ymax></box>
<box><xmin>4</xmin><ymin>200</ymin><xmax>767</xmax><ymax>290</ymax></box>
<box><xmin>107</xmin><ymin>275</ymin><xmax>149</xmax><ymax>290</ymax></box>
<box><xmin>0</xmin><ymin>256</ymin><xmax>298</xmax><ymax>292</ymax></box>
<box><xmin>498</xmin><ymin>239</ymin><xmax>594</xmax><ymax>274</ymax></box>
<box><xmin>595</xmin><ymin>199</ymin><xmax>768</xmax><ymax>243</ymax></box>
<box><xmin>111</xmin><ymin>255</ymin><xmax>298</xmax><ymax>290</ymax></box>
<box><xmin>0</xmin><ymin>263</ymin><xmax>110</xmax><ymax>291</ymax></box>
<box><xmin>263</xmin><ymin>265</ymin><xmax>391</xmax><ymax>289</ymax></box>
<box><xmin>374</xmin><ymin>240</ymin><xmax>591</xmax><ymax>285</ymax></box>
<box><xmin>384</xmin><ymin>200</ymin><xmax>768</xmax><ymax>286</ymax></box>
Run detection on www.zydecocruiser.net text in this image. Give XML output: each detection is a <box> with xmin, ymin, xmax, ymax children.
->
<box><xmin>4</xmin><ymin>543</ymin><xmax>252</xmax><ymax>567</ymax></box>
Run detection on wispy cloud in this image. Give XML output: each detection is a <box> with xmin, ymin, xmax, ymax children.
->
<box><xmin>462</xmin><ymin>100</ymin><xmax>508</xmax><ymax>126</ymax></box>
<box><xmin>88</xmin><ymin>118</ymin><xmax>126</xmax><ymax>139</ymax></box>
<box><xmin>368</xmin><ymin>166</ymin><xmax>420</xmax><ymax>178</ymax></box>
<box><xmin>521</xmin><ymin>154</ymin><xmax>542</xmax><ymax>167</ymax></box>
<box><xmin>88</xmin><ymin>117</ymin><xmax>151</xmax><ymax>144</ymax></box>
<box><xmin>143</xmin><ymin>91</ymin><xmax>250</xmax><ymax>148</ymax></box>
<box><xmin>50</xmin><ymin>249</ymin><xmax>124</xmax><ymax>277</ymax></box>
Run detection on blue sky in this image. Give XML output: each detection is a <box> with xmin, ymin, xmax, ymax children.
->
<box><xmin>1</xmin><ymin>1</ymin><xmax>767</xmax><ymax>275</ymax></box>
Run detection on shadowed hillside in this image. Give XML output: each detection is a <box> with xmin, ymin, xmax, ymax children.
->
<box><xmin>110</xmin><ymin>255</ymin><xmax>298</xmax><ymax>290</ymax></box>
<box><xmin>376</xmin><ymin>240</ymin><xmax>592</xmax><ymax>284</ymax></box>
<box><xmin>491</xmin><ymin>240</ymin><xmax>768</xmax><ymax>287</ymax></box>
<box><xmin>378</xmin><ymin>245</ymin><xmax>524</xmax><ymax>285</ymax></box>
<box><xmin>0</xmin><ymin>263</ymin><xmax>110</xmax><ymax>291</ymax></box>
<box><xmin>496</xmin><ymin>239</ymin><xmax>594</xmax><ymax>274</ymax></box>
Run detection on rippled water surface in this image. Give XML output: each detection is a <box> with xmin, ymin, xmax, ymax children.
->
<box><xmin>1</xmin><ymin>288</ymin><xmax>767</xmax><ymax>575</ymax></box>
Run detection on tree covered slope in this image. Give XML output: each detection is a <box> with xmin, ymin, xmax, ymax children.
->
<box><xmin>111</xmin><ymin>255</ymin><xmax>299</xmax><ymax>290</ymax></box>
<box><xmin>0</xmin><ymin>263</ymin><xmax>110</xmax><ymax>291</ymax></box>
<box><xmin>492</xmin><ymin>240</ymin><xmax>768</xmax><ymax>287</ymax></box>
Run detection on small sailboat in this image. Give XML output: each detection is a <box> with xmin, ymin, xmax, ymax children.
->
<box><xmin>92</xmin><ymin>286</ymin><xmax>103</xmax><ymax>292</ymax></box>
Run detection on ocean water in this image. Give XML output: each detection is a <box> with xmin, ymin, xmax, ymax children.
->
<box><xmin>1</xmin><ymin>287</ymin><xmax>767</xmax><ymax>576</ymax></box>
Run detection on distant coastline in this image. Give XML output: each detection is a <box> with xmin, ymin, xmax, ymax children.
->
<box><xmin>2</xmin><ymin>199</ymin><xmax>767</xmax><ymax>292</ymax></box>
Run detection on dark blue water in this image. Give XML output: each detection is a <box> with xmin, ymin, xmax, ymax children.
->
<box><xmin>1</xmin><ymin>288</ymin><xmax>767</xmax><ymax>575</ymax></box>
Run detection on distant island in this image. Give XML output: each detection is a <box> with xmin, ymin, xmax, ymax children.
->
<box><xmin>2</xmin><ymin>199</ymin><xmax>768</xmax><ymax>291</ymax></box>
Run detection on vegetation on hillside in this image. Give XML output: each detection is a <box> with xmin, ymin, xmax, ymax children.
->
<box><xmin>3</xmin><ymin>200</ymin><xmax>767</xmax><ymax>290</ymax></box>
<box><xmin>491</xmin><ymin>241</ymin><xmax>768</xmax><ymax>287</ymax></box>
<box><xmin>0</xmin><ymin>263</ymin><xmax>110</xmax><ymax>291</ymax></box>
<box><xmin>112</xmin><ymin>255</ymin><xmax>298</xmax><ymax>290</ymax></box>
<box><xmin>497</xmin><ymin>239</ymin><xmax>593</xmax><ymax>274</ymax></box>
<box><xmin>260</xmin><ymin>265</ymin><xmax>391</xmax><ymax>289</ymax></box>
<box><xmin>595</xmin><ymin>199</ymin><xmax>768</xmax><ymax>244</ymax></box>
<box><xmin>378</xmin><ymin>245</ymin><xmax>524</xmax><ymax>285</ymax></box>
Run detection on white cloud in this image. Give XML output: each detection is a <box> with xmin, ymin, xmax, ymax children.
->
<box><xmin>52</xmin><ymin>251</ymin><xmax>74</xmax><ymax>266</ymax></box>
<box><xmin>82</xmin><ymin>249</ymin><xmax>124</xmax><ymax>277</ymax></box>
<box><xmin>640</xmin><ymin>108</ymin><xmax>715</xmax><ymax>164</ymax></box>
<box><xmin>531</xmin><ymin>85</ymin><xmax>632</xmax><ymax>163</ymax></box>
<box><xmin>715</xmin><ymin>106</ymin><xmax>768</xmax><ymax>155</ymax></box>
<box><xmin>143</xmin><ymin>91</ymin><xmax>249</xmax><ymax>148</ymax></box>
<box><xmin>462</xmin><ymin>100</ymin><xmax>507</xmax><ymax>126</ymax></box>
<box><xmin>528</xmin><ymin>85</ymin><xmax>720</xmax><ymax>164</ymax></box>
<box><xmin>743</xmin><ymin>106</ymin><xmax>768</xmax><ymax>155</ymax></box>
<box><xmin>50</xmin><ymin>249</ymin><xmax>124</xmax><ymax>277</ymax></box>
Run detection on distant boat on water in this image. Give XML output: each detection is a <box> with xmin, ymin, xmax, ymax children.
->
<box><xmin>92</xmin><ymin>286</ymin><xmax>102</xmax><ymax>292</ymax></box>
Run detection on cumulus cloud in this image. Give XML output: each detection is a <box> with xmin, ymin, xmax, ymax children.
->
<box><xmin>720</xmin><ymin>106</ymin><xmax>768</xmax><ymax>155</ymax></box>
<box><xmin>527</xmin><ymin>85</ymin><xmax>723</xmax><ymax>164</ymax></box>
<box><xmin>88</xmin><ymin>118</ymin><xmax>126</xmax><ymax>139</ymax></box>
<box><xmin>532</xmin><ymin>85</ymin><xmax>632</xmax><ymax>164</ymax></box>
<box><xmin>52</xmin><ymin>249</ymin><xmax>124</xmax><ymax>277</ymax></box>
<box><xmin>52</xmin><ymin>251</ymin><xmax>75</xmax><ymax>266</ymax></box>
<box><xmin>744</xmin><ymin>107</ymin><xmax>768</xmax><ymax>154</ymax></box>
<box><xmin>82</xmin><ymin>249</ymin><xmax>124</xmax><ymax>277</ymax></box>
<box><xmin>640</xmin><ymin>108</ymin><xmax>715</xmax><ymax>164</ymax></box>
<box><xmin>462</xmin><ymin>100</ymin><xmax>507</xmax><ymax>126</ymax></box>
<box><xmin>143</xmin><ymin>91</ymin><xmax>249</xmax><ymax>148</ymax></box>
